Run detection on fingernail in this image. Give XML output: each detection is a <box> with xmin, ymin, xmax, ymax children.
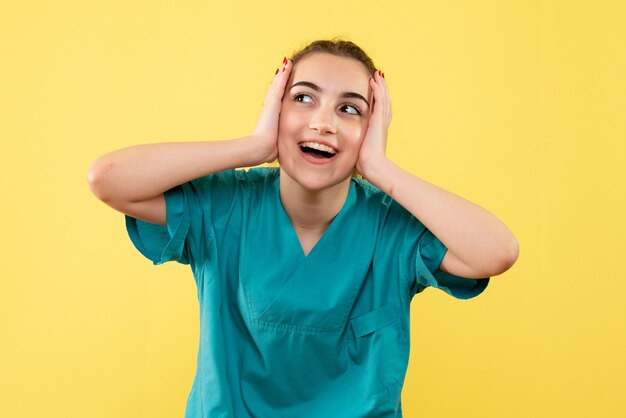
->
<box><xmin>275</xmin><ymin>68</ymin><xmax>279</xmax><ymax>75</ymax></box>
<box><xmin>382</xmin><ymin>72</ymin><xmax>385</xmax><ymax>79</ymax></box>
<box><xmin>283</xmin><ymin>57</ymin><xmax>287</xmax><ymax>64</ymax></box>
<box><xmin>282</xmin><ymin>67</ymin><xmax>285</xmax><ymax>72</ymax></box>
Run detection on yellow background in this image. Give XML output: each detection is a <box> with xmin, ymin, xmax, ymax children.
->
<box><xmin>2</xmin><ymin>1</ymin><xmax>625</xmax><ymax>417</ymax></box>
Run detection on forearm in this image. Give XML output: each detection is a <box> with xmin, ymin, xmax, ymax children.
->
<box><xmin>87</xmin><ymin>136</ymin><xmax>265</xmax><ymax>203</ymax></box>
<box><xmin>364</xmin><ymin>157</ymin><xmax>519</xmax><ymax>274</ymax></box>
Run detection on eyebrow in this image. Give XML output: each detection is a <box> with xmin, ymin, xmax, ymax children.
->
<box><xmin>289</xmin><ymin>81</ymin><xmax>370</xmax><ymax>109</ymax></box>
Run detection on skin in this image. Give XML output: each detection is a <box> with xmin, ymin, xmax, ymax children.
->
<box><xmin>88</xmin><ymin>52</ymin><xmax>518</xmax><ymax>277</ymax></box>
<box><xmin>261</xmin><ymin>53</ymin><xmax>518</xmax><ymax>274</ymax></box>
<box><xmin>278</xmin><ymin>53</ymin><xmax>373</xmax><ymax>192</ymax></box>
<box><xmin>273</xmin><ymin>53</ymin><xmax>376</xmax><ymax>254</ymax></box>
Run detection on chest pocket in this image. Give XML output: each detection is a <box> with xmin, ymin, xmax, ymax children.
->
<box><xmin>347</xmin><ymin>302</ymin><xmax>410</xmax><ymax>399</ymax></box>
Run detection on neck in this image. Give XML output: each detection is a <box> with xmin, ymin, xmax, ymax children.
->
<box><xmin>279</xmin><ymin>169</ymin><xmax>351</xmax><ymax>232</ymax></box>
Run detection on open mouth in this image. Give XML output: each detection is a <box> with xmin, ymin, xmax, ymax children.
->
<box><xmin>298</xmin><ymin>141</ymin><xmax>337</xmax><ymax>159</ymax></box>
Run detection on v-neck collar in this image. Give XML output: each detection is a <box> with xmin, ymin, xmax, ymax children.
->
<box><xmin>273</xmin><ymin>171</ymin><xmax>357</xmax><ymax>260</ymax></box>
<box><xmin>240</xmin><ymin>168</ymin><xmax>377</xmax><ymax>332</ymax></box>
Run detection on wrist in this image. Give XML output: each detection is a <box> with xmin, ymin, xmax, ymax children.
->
<box><xmin>360</xmin><ymin>156</ymin><xmax>396</xmax><ymax>195</ymax></box>
<box><xmin>239</xmin><ymin>135</ymin><xmax>277</xmax><ymax>166</ymax></box>
<box><xmin>358</xmin><ymin>152</ymin><xmax>386</xmax><ymax>178</ymax></box>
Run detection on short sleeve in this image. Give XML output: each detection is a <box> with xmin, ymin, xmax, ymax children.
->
<box><xmin>375</xmin><ymin>195</ymin><xmax>489</xmax><ymax>300</ymax></box>
<box><xmin>125</xmin><ymin>185</ymin><xmax>191</xmax><ymax>265</ymax></box>
<box><xmin>412</xmin><ymin>228</ymin><xmax>490</xmax><ymax>299</ymax></box>
<box><xmin>124</xmin><ymin>169</ymin><xmax>241</xmax><ymax>266</ymax></box>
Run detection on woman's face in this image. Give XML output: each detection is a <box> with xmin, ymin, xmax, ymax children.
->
<box><xmin>277</xmin><ymin>52</ymin><xmax>373</xmax><ymax>192</ymax></box>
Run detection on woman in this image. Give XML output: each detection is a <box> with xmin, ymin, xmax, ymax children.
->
<box><xmin>88</xmin><ymin>39</ymin><xmax>518</xmax><ymax>417</ymax></box>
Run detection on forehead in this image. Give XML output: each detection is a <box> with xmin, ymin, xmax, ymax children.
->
<box><xmin>290</xmin><ymin>53</ymin><xmax>371</xmax><ymax>97</ymax></box>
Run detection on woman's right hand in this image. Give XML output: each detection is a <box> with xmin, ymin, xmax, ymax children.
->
<box><xmin>88</xmin><ymin>59</ymin><xmax>294</xmax><ymax>225</ymax></box>
<box><xmin>251</xmin><ymin>58</ymin><xmax>293</xmax><ymax>163</ymax></box>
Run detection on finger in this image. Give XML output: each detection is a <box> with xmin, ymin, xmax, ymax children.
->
<box><xmin>368</xmin><ymin>72</ymin><xmax>391</xmax><ymax>137</ymax></box>
<box><xmin>370</xmin><ymin>72</ymin><xmax>385</xmax><ymax>115</ymax></box>
<box><xmin>374</xmin><ymin>70</ymin><xmax>391</xmax><ymax>123</ymax></box>
<box><xmin>369</xmin><ymin>78</ymin><xmax>381</xmax><ymax>121</ymax></box>
<box><xmin>277</xmin><ymin>59</ymin><xmax>293</xmax><ymax>99</ymax></box>
<box><xmin>273</xmin><ymin>58</ymin><xmax>292</xmax><ymax>85</ymax></box>
<box><xmin>272</xmin><ymin>59</ymin><xmax>293</xmax><ymax>99</ymax></box>
<box><xmin>265</xmin><ymin>58</ymin><xmax>292</xmax><ymax>106</ymax></box>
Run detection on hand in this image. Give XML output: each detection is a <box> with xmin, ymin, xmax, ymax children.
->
<box><xmin>252</xmin><ymin>58</ymin><xmax>293</xmax><ymax>163</ymax></box>
<box><xmin>356</xmin><ymin>70</ymin><xmax>392</xmax><ymax>178</ymax></box>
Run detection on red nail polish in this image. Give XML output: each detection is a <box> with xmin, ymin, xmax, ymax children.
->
<box><xmin>275</xmin><ymin>68</ymin><xmax>279</xmax><ymax>75</ymax></box>
<box><xmin>282</xmin><ymin>67</ymin><xmax>285</xmax><ymax>72</ymax></box>
<box><xmin>382</xmin><ymin>72</ymin><xmax>385</xmax><ymax>79</ymax></box>
<box><xmin>283</xmin><ymin>57</ymin><xmax>287</xmax><ymax>64</ymax></box>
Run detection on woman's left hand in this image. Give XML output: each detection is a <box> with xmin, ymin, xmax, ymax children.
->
<box><xmin>356</xmin><ymin>70</ymin><xmax>392</xmax><ymax>178</ymax></box>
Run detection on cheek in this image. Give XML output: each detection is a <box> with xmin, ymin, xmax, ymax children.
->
<box><xmin>278</xmin><ymin>108</ymin><xmax>303</xmax><ymax>138</ymax></box>
<box><xmin>277</xmin><ymin>110</ymin><xmax>297</xmax><ymax>154</ymax></box>
<box><xmin>348</xmin><ymin>122</ymin><xmax>368</xmax><ymax>147</ymax></box>
<box><xmin>277</xmin><ymin>107</ymin><xmax>289</xmax><ymax>139</ymax></box>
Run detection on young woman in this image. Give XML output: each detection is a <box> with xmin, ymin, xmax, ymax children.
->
<box><xmin>88</xmin><ymin>39</ymin><xmax>518</xmax><ymax>417</ymax></box>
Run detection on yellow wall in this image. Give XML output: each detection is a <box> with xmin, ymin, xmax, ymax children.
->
<box><xmin>2</xmin><ymin>1</ymin><xmax>624</xmax><ymax>417</ymax></box>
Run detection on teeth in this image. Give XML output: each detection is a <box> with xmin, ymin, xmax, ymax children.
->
<box><xmin>300</xmin><ymin>142</ymin><xmax>336</xmax><ymax>154</ymax></box>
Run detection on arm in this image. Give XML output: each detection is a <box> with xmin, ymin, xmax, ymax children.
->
<box><xmin>88</xmin><ymin>138</ymin><xmax>268</xmax><ymax>225</ymax></box>
<box><xmin>87</xmin><ymin>59</ymin><xmax>293</xmax><ymax>225</ymax></box>
<box><xmin>357</xmin><ymin>71</ymin><xmax>519</xmax><ymax>278</ymax></box>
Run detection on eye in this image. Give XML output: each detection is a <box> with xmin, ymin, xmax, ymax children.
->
<box><xmin>341</xmin><ymin>104</ymin><xmax>361</xmax><ymax>116</ymax></box>
<box><xmin>293</xmin><ymin>93</ymin><xmax>313</xmax><ymax>103</ymax></box>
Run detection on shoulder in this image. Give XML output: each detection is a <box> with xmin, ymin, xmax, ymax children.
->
<box><xmin>352</xmin><ymin>176</ymin><xmax>424</xmax><ymax>230</ymax></box>
<box><xmin>184</xmin><ymin>168</ymin><xmax>279</xmax><ymax>224</ymax></box>
<box><xmin>352</xmin><ymin>176</ymin><xmax>394</xmax><ymax>211</ymax></box>
<box><xmin>188</xmin><ymin>167</ymin><xmax>278</xmax><ymax>190</ymax></box>
<box><xmin>236</xmin><ymin>166</ymin><xmax>279</xmax><ymax>183</ymax></box>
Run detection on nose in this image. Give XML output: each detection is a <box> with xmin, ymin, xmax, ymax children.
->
<box><xmin>308</xmin><ymin>105</ymin><xmax>337</xmax><ymax>135</ymax></box>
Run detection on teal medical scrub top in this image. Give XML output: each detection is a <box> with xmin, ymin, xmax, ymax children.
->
<box><xmin>125</xmin><ymin>167</ymin><xmax>489</xmax><ymax>418</ymax></box>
